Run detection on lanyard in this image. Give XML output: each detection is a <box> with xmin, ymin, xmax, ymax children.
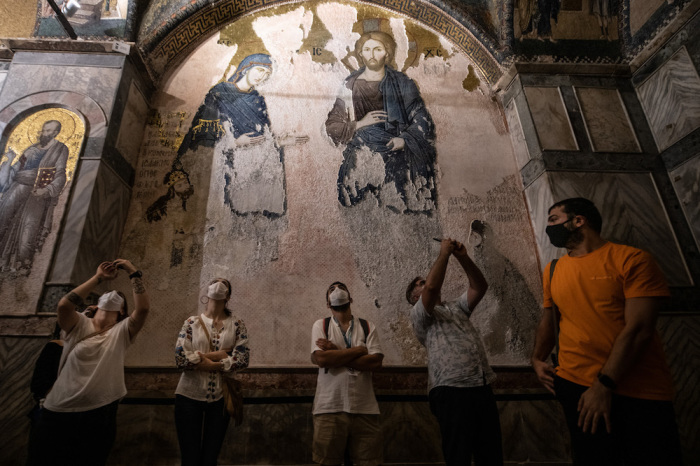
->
<box><xmin>333</xmin><ymin>316</ymin><xmax>354</xmax><ymax>348</ymax></box>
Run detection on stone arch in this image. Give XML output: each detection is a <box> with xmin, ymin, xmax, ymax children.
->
<box><xmin>138</xmin><ymin>0</ymin><xmax>504</xmax><ymax>85</ymax></box>
<box><xmin>0</xmin><ymin>90</ymin><xmax>107</xmax><ymax>142</ymax></box>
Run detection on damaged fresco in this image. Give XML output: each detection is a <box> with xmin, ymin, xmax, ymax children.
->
<box><xmin>120</xmin><ymin>2</ymin><xmax>542</xmax><ymax>368</ymax></box>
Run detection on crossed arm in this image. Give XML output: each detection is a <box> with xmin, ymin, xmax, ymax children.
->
<box><xmin>311</xmin><ymin>339</ymin><xmax>384</xmax><ymax>371</ymax></box>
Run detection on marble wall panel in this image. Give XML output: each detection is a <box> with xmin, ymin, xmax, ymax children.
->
<box><xmin>49</xmin><ymin>159</ymin><xmax>132</xmax><ymax>285</ymax></box>
<box><xmin>0</xmin><ymin>336</ymin><xmax>46</xmax><ymax>466</ymax></box>
<box><xmin>523</xmin><ymin>87</ymin><xmax>578</xmax><ymax>152</ymax></box>
<box><xmin>108</xmin><ymin>396</ymin><xmax>570</xmax><ymax>464</ymax></box>
<box><xmin>115</xmin><ymin>82</ymin><xmax>149</xmax><ymax>168</ymax></box>
<box><xmin>48</xmin><ymin>159</ymin><xmax>99</xmax><ymax>283</ymax></box>
<box><xmin>526</xmin><ymin>171</ymin><xmax>692</xmax><ymax>286</ymax></box>
<box><xmin>637</xmin><ymin>47</ymin><xmax>700</xmax><ymax>152</ymax></box>
<box><xmin>658</xmin><ymin>314</ymin><xmax>700</xmax><ymax>466</ymax></box>
<box><xmin>575</xmin><ymin>87</ymin><xmax>641</xmax><ymax>153</ymax></box>
<box><xmin>74</xmin><ymin>163</ymin><xmax>133</xmax><ymax>282</ymax></box>
<box><xmin>669</xmin><ymin>153</ymin><xmax>700</xmax><ymax>250</ymax></box>
<box><xmin>505</xmin><ymin>98</ymin><xmax>531</xmax><ymax>168</ymax></box>
<box><xmin>0</xmin><ymin>53</ymin><xmax>123</xmax><ymax>122</ymax></box>
<box><xmin>524</xmin><ymin>172</ymin><xmax>560</xmax><ymax>270</ymax></box>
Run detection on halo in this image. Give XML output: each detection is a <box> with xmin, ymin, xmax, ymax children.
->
<box><xmin>2</xmin><ymin>108</ymin><xmax>85</xmax><ymax>183</ymax></box>
<box><xmin>26</xmin><ymin>109</ymin><xmax>78</xmax><ymax>146</ymax></box>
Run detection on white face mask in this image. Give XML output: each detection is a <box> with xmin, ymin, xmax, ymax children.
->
<box><xmin>207</xmin><ymin>282</ymin><xmax>229</xmax><ymax>300</ymax></box>
<box><xmin>329</xmin><ymin>287</ymin><xmax>350</xmax><ymax>306</ymax></box>
<box><xmin>97</xmin><ymin>291</ymin><xmax>124</xmax><ymax>312</ymax></box>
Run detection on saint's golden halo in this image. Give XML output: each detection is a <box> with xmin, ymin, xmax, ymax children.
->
<box><xmin>1</xmin><ymin>108</ymin><xmax>85</xmax><ymax>183</ymax></box>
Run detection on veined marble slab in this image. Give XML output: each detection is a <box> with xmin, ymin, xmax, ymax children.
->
<box><xmin>523</xmin><ymin>87</ymin><xmax>578</xmax><ymax>152</ymax></box>
<box><xmin>505</xmin><ymin>99</ymin><xmax>531</xmax><ymax>169</ymax></box>
<box><xmin>525</xmin><ymin>171</ymin><xmax>692</xmax><ymax>286</ymax></box>
<box><xmin>115</xmin><ymin>82</ymin><xmax>149</xmax><ymax>169</ymax></box>
<box><xmin>669</xmin><ymin>153</ymin><xmax>700</xmax><ymax>251</ymax></box>
<box><xmin>576</xmin><ymin>87</ymin><xmax>641</xmax><ymax>153</ymax></box>
<box><xmin>637</xmin><ymin>47</ymin><xmax>700</xmax><ymax>152</ymax></box>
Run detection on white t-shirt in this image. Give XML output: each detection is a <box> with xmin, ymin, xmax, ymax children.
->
<box><xmin>44</xmin><ymin>314</ymin><xmax>132</xmax><ymax>412</ymax></box>
<box><xmin>311</xmin><ymin>316</ymin><xmax>383</xmax><ymax>415</ymax></box>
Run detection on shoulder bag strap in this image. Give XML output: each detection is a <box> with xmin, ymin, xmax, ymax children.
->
<box><xmin>358</xmin><ymin>318</ymin><xmax>370</xmax><ymax>344</ymax></box>
<box><xmin>197</xmin><ymin>316</ymin><xmax>215</xmax><ymax>352</ymax></box>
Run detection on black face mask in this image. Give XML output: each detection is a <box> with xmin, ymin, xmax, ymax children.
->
<box><xmin>546</xmin><ymin>219</ymin><xmax>574</xmax><ymax>248</ymax></box>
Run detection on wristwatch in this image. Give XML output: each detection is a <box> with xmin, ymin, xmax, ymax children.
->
<box><xmin>597</xmin><ymin>372</ymin><xmax>617</xmax><ymax>390</ymax></box>
<box><xmin>129</xmin><ymin>270</ymin><xmax>143</xmax><ymax>279</ymax></box>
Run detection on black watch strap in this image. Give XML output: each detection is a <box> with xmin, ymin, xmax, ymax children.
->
<box><xmin>129</xmin><ymin>270</ymin><xmax>143</xmax><ymax>279</ymax></box>
<box><xmin>597</xmin><ymin>372</ymin><xmax>617</xmax><ymax>390</ymax></box>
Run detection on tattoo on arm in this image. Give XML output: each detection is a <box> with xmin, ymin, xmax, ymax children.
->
<box><xmin>66</xmin><ymin>292</ymin><xmax>84</xmax><ymax>307</ymax></box>
<box><xmin>131</xmin><ymin>277</ymin><xmax>146</xmax><ymax>294</ymax></box>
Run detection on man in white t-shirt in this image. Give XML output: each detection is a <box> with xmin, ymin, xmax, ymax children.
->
<box><xmin>310</xmin><ymin>281</ymin><xmax>384</xmax><ymax>466</ymax></box>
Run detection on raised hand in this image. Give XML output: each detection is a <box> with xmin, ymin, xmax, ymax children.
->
<box><xmin>96</xmin><ymin>261</ymin><xmax>118</xmax><ymax>281</ymax></box>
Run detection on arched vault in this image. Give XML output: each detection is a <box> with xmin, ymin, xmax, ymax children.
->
<box><xmin>137</xmin><ymin>0</ymin><xmax>506</xmax><ymax>85</ymax></box>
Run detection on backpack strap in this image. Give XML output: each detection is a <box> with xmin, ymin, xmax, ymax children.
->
<box><xmin>323</xmin><ymin>316</ymin><xmax>331</xmax><ymax>339</ymax></box>
<box><xmin>322</xmin><ymin>317</ymin><xmax>331</xmax><ymax>374</ymax></box>
<box><xmin>549</xmin><ymin>259</ymin><xmax>560</xmax><ymax>367</ymax></box>
<box><xmin>358</xmin><ymin>318</ymin><xmax>370</xmax><ymax>344</ymax></box>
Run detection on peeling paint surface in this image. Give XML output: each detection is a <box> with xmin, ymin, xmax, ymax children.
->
<box><xmin>120</xmin><ymin>5</ymin><xmax>542</xmax><ymax>368</ymax></box>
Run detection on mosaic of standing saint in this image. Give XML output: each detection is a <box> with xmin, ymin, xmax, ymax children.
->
<box><xmin>325</xmin><ymin>32</ymin><xmax>437</xmax><ymax>214</ymax></box>
<box><xmin>0</xmin><ymin>120</ymin><xmax>69</xmax><ymax>274</ymax></box>
<box><xmin>175</xmin><ymin>53</ymin><xmax>308</xmax><ymax>218</ymax></box>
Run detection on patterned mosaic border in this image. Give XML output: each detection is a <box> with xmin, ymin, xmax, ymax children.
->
<box><xmin>619</xmin><ymin>0</ymin><xmax>694</xmax><ymax>60</ymax></box>
<box><xmin>140</xmin><ymin>0</ymin><xmax>503</xmax><ymax>84</ymax></box>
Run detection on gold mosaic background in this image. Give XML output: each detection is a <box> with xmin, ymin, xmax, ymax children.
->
<box><xmin>1</xmin><ymin>108</ymin><xmax>84</xmax><ymax>183</ymax></box>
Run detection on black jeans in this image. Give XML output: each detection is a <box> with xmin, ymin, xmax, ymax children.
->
<box><xmin>29</xmin><ymin>400</ymin><xmax>119</xmax><ymax>466</ymax></box>
<box><xmin>174</xmin><ymin>395</ymin><xmax>230</xmax><ymax>466</ymax></box>
<box><xmin>554</xmin><ymin>375</ymin><xmax>682</xmax><ymax>466</ymax></box>
<box><xmin>429</xmin><ymin>385</ymin><xmax>504</xmax><ymax>466</ymax></box>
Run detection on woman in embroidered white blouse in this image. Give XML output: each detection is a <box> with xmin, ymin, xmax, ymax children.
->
<box><xmin>174</xmin><ymin>278</ymin><xmax>250</xmax><ymax>466</ymax></box>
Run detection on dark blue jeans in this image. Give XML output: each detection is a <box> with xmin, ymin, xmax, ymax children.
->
<box><xmin>554</xmin><ymin>375</ymin><xmax>682</xmax><ymax>466</ymax></box>
<box><xmin>174</xmin><ymin>395</ymin><xmax>230</xmax><ymax>466</ymax></box>
<box><xmin>29</xmin><ymin>400</ymin><xmax>119</xmax><ymax>466</ymax></box>
<box><xmin>429</xmin><ymin>385</ymin><xmax>504</xmax><ymax>466</ymax></box>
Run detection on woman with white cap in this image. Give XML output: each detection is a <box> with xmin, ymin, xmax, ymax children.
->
<box><xmin>174</xmin><ymin>278</ymin><xmax>250</xmax><ymax>466</ymax></box>
<box><xmin>30</xmin><ymin>259</ymin><xmax>149</xmax><ymax>466</ymax></box>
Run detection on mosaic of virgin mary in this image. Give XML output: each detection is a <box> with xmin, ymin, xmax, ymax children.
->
<box><xmin>176</xmin><ymin>53</ymin><xmax>307</xmax><ymax>218</ymax></box>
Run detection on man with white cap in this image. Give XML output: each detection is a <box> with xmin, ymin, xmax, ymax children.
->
<box><xmin>310</xmin><ymin>281</ymin><xmax>384</xmax><ymax>466</ymax></box>
<box><xmin>30</xmin><ymin>259</ymin><xmax>149</xmax><ymax>466</ymax></box>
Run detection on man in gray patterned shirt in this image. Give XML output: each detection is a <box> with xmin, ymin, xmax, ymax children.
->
<box><xmin>406</xmin><ymin>238</ymin><xmax>503</xmax><ymax>466</ymax></box>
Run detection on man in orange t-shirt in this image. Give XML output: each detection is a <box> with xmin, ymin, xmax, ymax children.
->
<box><xmin>531</xmin><ymin>198</ymin><xmax>682</xmax><ymax>466</ymax></box>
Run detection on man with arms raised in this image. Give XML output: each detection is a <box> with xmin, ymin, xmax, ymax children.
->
<box><xmin>311</xmin><ymin>282</ymin><xmax>384</xmax><ymax>466</ymax></box>
<box><xmin>531</xmin><ymin>197</ymin><xmax>682</xmax><ymax>465</ymax></box>
<box><xmin>406</xmin><ymin>238</ymin><xmax>503</xmax><ymax>466</ymax></box>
